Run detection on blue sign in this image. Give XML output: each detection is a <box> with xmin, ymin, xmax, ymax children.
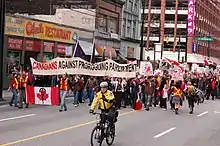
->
<box><xmin>192</xmin><ymin>42</ymin><xmax>197</xmax><ymax>53</ymax></box>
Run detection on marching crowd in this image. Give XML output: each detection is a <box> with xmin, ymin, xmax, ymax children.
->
<box><xmin>7</xmin><ymin>67</ymin><xmax>220</xmax><ymax>115</ymax></box>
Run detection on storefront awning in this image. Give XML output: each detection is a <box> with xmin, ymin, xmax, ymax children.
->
<box><xmin>78</xmin><ymin>40</ymin><xmax>98</xmax><ymax>56</ymax></box>
<box><xmin>96</xmin><ymin>45</ymin><xmax>117</xmax><ymax>58</ymax></box>
<box><xmin>209</xmin><ymin>57</ymin><xmax>220</xmax><ymax>66</ymax></box>
<box><xmin>187</xmin><ymin>54</ymin><xmax>204</xmax><ymax>64</ymax></box>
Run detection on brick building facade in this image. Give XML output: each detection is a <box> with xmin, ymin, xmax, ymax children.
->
<box><xmin>188</xmin><ymin>0</ymin><xmax>220</xmax><ymax>58</ymax></box>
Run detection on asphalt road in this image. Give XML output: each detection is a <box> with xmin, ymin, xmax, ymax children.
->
<box><xmin>1</xmin><ymin>99</ymin><xmax>220</xmax><ymax>146</ymax></box>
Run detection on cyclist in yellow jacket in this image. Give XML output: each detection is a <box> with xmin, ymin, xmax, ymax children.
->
<box><xmin>89</xmin><ymin>82</ymin><xmax>118</xmax><ymax>125</ymax></box>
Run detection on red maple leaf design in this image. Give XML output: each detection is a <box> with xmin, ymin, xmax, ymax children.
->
<box><xmin>145</xmin><ymin>64</ymin><xmax>151</xmax><ymax>73</ymax></box>
<box><xmin>37</xmin><ymin>88</ymin><xmax>49</xmax><ymax>101</ymax></box>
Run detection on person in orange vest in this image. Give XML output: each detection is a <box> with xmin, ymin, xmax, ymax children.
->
<box><xmin>59</xmin><ymin>74</ymin><xmax>70</xmax><ymax>112</ymax></box>
<box><xmin>172</xmin><ymin>81</ymin><xmax>183</xmax><ymax>114</ymax></box>
<box><xmin>8</xmin><ymin>73</ymin><xmax>19</xmax><ymax>107</ymax></box>
<box><xmin>18</xmin><ymin>72</ymin><xmax>29</xmax><ymax>109</ymax></box>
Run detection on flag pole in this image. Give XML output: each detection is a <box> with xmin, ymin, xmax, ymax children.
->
<box><xmin>72</xmin><ymin>41</ymin><xmax>78</xmax><ymax>58</ymax></box>
<box><xmin>90</xmin><ymin>38</ymin><xmax>95</xmax><ymax>63</ymax></box>
<box><xmin>102</xmin><ymin>46</ymin><xmax>106</xmax><ymax>61</ymax></box>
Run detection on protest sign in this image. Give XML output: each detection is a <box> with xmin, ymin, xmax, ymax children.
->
<box><xmin>139</xmin><ymin>61</ymin><xmax>153</xmax><ymax>76</ymax></box>
<box><xmin>30</xmin><ymin>57</ymin><xmax>137</xmax><ymax>78</ymax></box>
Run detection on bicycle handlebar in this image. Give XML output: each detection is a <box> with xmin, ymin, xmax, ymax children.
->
<box><xmin>92</xmin><ymin>112</ymin><xmax>108</xmax><ymax>116</ymax></box>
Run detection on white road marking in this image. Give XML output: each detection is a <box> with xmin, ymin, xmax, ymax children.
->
<box><xmin>214</xmin><ymin>111</ymin><xmax>220</xmax><ymax>114</ymax></box>
<box><xmin>153</xmin><ymin>127</ymin><xmax>176</xmax><ymax>138</ymax></box>
<box><xmin>197</xmin><ymin>111</ymin><xmax>208</xmax><ymax>117</ymax></box>
<box><xmin>0</xmin><ymin>114</ymin><xmax>36</xmax><ymax>122</ymax></box>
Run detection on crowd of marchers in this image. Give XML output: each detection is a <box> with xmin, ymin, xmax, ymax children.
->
<box><xmin>7</xmin><ymin>68</ymin><xmax>220</xmax><ymax>115</ymax></box>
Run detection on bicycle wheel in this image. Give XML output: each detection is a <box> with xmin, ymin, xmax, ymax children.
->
<box><xmin>91</xmin><ymin>126</ymin><xmax>103</xmax><ymax>146</ymax></box>
<box><xmin>105</xmin><ymin>124</ymin><xmax>115</xmax><ymax>146</ymax></box>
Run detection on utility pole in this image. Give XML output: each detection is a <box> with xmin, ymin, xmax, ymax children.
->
<box><xmin>208</xmin><ymin>32</ymin><xmax>211</xmax><ymax>57</ymax></box>
<box><xmin>173</xmin><ymin>0</ymin><xmax>179</xmax><ymax>52</ymax></box>
<box><xmin>185</xmin><ymin>21</ymin><xmax>188</xmax><ymax>62</ymax></box>
<box><xmin>146</xmin><ymin>0</ymin><xmax>152</xmax><ymax>51</ymax></box>
<box><xmin>0</xmin><ymin>0</ymin><xmax>5</xmax><ymax>101</ymax></box>
<box><xmin>178</xmin><ymin>31</ymin><xmax>181</xmax><ymax>62</ymax></box>
<box><xmin>160</xmin><ymin>0</ymin><xmax>166</xmax><ymax>59</ymax></box>
<box><xmin>140</xmin><ymin>0</ymin><xmax>146</xmax><ymax>61</ymax></box>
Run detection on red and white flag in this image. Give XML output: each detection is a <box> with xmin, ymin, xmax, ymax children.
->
<box><xmin>204</xmin><ymin>59</ymin><xmax>217</xmax><ymax>66</ymax></box>
<box><xmin>26</xmin><ymin>86</ymin><xmax>59</xmax><ymax>105</ymax></box>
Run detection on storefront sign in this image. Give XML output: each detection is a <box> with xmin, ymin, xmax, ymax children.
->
<box><xmin>25</xmin><ymin>40</ymin><xmax>41</xmax><ymax>52</ymax></box>
<box><xmin>25</xmin><ymin>20</ymin><xmax>78</xmax><ymax>44</ymax></box>
<box><xmin>8</xmin><ymin>37</ymin><xmax>23</xmax><ymax>50</ymax></box>
<box><xmin>5</xmin><ymin>16</ymin><xmax>26</xmax><ymax>36</ymax></box>
<box><xmin>188</xmin><ymin>0</ymin><xmax>195</xmax><ymax>36</ymax></box>
<box><xmin>44</xmin><ymin>42</ymin><xmax>54</xmax><ymax>52</ymax></box>
<box><xmin>57</xmin><ymin>43</ymin><xmax>67</xmax><ymax>54</ymax></box>
<box><xmin>30</xmin><ymin>57</ymin><xmax>137</xmax><ymax>78</ymax></box>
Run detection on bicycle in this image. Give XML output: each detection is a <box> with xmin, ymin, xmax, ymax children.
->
<box><xmin>90</xmin><ymin>112</ymin><xmax>115</xmax><ymax>146</ymax></box>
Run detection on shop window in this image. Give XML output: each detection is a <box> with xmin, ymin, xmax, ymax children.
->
<box><xmin>98</xmin><ymin>14</ymin><xmax>107</xmax><ymax>32</ymax></box>
<box><xmin>43</xmin><ymin>53</ymin><xmax>54</xmax><ymax>61</ymax></box>
<box><xmin>6</xmin><ymin>50</ymin><xmax>21</xmax><ymax>75</ymax></box>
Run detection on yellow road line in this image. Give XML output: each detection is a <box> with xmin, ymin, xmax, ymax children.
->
<box><xmin>0</xmin><ymin>110</ymin><xmax>136</xmax><ymax>146</ymax></box>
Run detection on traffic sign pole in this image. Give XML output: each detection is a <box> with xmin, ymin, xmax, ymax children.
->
<box><xmin>0</xmin><ymin>0</ymin><xmax>5</xmax><ymax>101</ymax></box>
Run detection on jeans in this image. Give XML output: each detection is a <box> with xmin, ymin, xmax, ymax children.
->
<box><xmin>73</xmin><ymin>91</ymin><xmax>79</xmax><ymax>104</ymax></box>
<box><xmin>81</xmin><ymin>90</ymin><xmax>87</xmax><ymax>102</ymax></box>
<box><xmin>10</xmin><ymin>88</ymin><xmax>18</xmax><ymax>105</ymax></box>
<box><xmin>144</xmin><ymin>93</ymin><xmax>153</xmax><ymax>108</ymax></box>
<box><xmin>88</xmin><ymin>88</ymin><xmax>94</xmax><ymax>104</ymax></box>
<box><xmin>60</xmin><ymin>90</ymin><xmax>67</xmax><ymax>110</ymax></box>
<box><xmin>19</xmin><ymin>89</ymin><xmax>27</xmax><ymax>108</ymax></box>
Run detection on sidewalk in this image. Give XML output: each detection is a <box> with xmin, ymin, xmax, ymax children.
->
<box><xmin>0</xmin><ymin>90</ymin><xmax>12</xmax><ymax>106</ymax></box>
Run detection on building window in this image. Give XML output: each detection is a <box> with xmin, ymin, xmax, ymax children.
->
<box><xmin>127</xmin><ymin>47</ymin><xmax>134</xmax><ymax>58</ymax></box>
<box><xmin>134</xmin><ymin>2</ymin><xmax>138</xmax><ymax>13</ymax></box>
<box><xmin>128</xmin><ymin>0</ymin><xmax>133</xmax><ymax>11</ymax></box>
<box><xmin>127</xmin><ymin>20</ymin><xmax>131</xmax><ymax>37</ymax></box>
<box><xmin>108</xmin><ymin>17</ymin><xmax>118</xmax><ymax>34</ymax></box>
<box><xmin>98</xmin><ymin>14</ymin><xmax>107</xmax><ymax>32</ymax></box>
<box><xmin>132</xmin><ymin>22</ymin><xmax>136</xmax><ymax>38</ymax></box>
<box><xmin>122</xmin><ymin>19</ymin><xmax>126</xmax><ymax>37</ymax></box>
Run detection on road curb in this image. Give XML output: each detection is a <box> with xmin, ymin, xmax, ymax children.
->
<box><xmin>0</xmin><ymin>101</ymin><xmax>9</xmax><ymax>106</ymax></box>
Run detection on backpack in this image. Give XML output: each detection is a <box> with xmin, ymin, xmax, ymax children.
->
<box><xmin>189</xmin><ymin>86</ymin><xmax>197</xmax><ymax>96</ymax></box>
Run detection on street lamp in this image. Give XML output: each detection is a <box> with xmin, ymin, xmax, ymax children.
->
<box><xmin>0</xmin><ymin>0</ymin><xmax>5</xmax><ymax>101</ymax></box>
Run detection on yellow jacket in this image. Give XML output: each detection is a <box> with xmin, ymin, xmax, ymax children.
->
<box><xmin>91</xmin><ymin>90</ymin><xmax>115</xmax><ymax>110</ymax></box>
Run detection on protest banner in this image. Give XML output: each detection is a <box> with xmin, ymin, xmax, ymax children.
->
<box><xmin>30</xmin><ymin>57</ymin><xmax>137</xmax><ymax>78</ymax></box>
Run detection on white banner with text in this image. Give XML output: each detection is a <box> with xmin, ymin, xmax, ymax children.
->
<box><xmin>30</xmin><ymin>57</ymin><xmax>137</xmax><ymax>78</ymax></box>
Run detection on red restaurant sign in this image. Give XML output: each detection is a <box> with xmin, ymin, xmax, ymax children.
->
<box><xmin>57</xmin><ymin>43</ymin><xmax>66</xmax><ymax>54</ymax></box>
<box><xmin>8</xmin><ymin>38</ymin><xmax>23</xmax><ymax>50</ymax></box>
<box><xmin>44</xmin><ymin>42</ymin><xmax>54</xmax><ymax>52</ymax></box>
<box><xmin>25</xmin><ymin>40</ymin><xmax>41</xmax><ymax>51</ymax></box>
